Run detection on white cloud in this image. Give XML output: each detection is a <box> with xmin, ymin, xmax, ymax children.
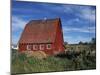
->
<box><xmin>64</xmin><ymin>35</ymin><xmax>92</xmax><ymax>44</ymax></box>
<box><xmin>63</xmin><ymin>18</ymin><xmax>81</xmax><ymax>25</ymax></box>
<box><xmin>64</xmin><ymin>36</ymin><xmax>72</xmax><ymax>40</ymax></box>
<box><xmin>62</xmin><ymin>5</ymin><xmax>95</xmax><ymax>22</ymax></box>
<box><xmin>12</xmin><ymin>16</ymin><xmax>28</xmax><ymax>44</ymax></box>
<box><xmin>62</xmin><ymin>5</ymin><xmax>73</xmax><ymax>13</ymax></box>
<box><xmin>12</xmin><ymin>16</ymin><xmax>28</xmax><ymax>32</ymax></box>
<box><xmin>63</xmin><ymin>26</ymin><xmax>95</xmax><ymax>33</ymax></box>
<box><xmin>79</xmin><ymin>7</ymin><xmax>96</xmax><ymax>21</ymax></box>
<box><xmin>12</xmin><ymin>35</ymin><xmax>19</xmax><ymax>45</ymax></box>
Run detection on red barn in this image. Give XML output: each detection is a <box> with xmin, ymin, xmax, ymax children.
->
<box><xmin>18</xmin><ymin>18</ymin><xmax>64</xmax><ymax>55</ymax></box>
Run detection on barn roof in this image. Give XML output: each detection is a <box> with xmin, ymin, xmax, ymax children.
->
<box><xmin>19</xmin><ymin>18</ymin><xmax>61</xmax><ymax>44</ymax></box>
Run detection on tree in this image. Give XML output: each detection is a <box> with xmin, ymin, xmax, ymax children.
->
<box><xmin>91</xmin><ymin>38</ymin><xmax>96</xmax><ymax>45</ymax></box>
<box><xmin>79</xmin><ymin>41</ymin><xmax>83</xmax><ymax>45</ymax></box>
<box><xmin>83</xmin><ymin>42</ymin><xmax>88</xmax><ymax>45</ymax></box>
<box><xmin>90</xmin><ymin>38</ymin><xmax>96</xmax><ymax>51</ymax></box>
<box><xmin>64</xmin><ymin>42</ymin><xmax>68</xmax><ymax>45</ymax></box>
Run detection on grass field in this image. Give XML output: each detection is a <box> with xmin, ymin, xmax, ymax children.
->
<box><xmin>11</xmin><ymin>44</ymin><xmax>96</xmax><ymax>74</ymax></box>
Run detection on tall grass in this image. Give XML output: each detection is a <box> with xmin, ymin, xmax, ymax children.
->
<box><xmin>11</xmin><ymin>52</ymin><xmax>72</xmax><ymax>74</ymax></box>
<box><xmin>11</xmin><ymin>46</ymin><xmax>96</xmax><ymax>74</ymax></box>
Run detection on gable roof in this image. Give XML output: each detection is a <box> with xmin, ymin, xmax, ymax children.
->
<box><xmin>19</xmin><ymin>18</ymin><xmax>61</xmax><ymax>44</ymax></box>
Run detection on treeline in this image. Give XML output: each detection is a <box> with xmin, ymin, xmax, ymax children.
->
<box><xmin>64</xmin><ymin>37</ymin><xmax>96</xmax><ymax>45</ymax></box>
<box><xmin>78</xmin><ymin>38</ymin><xmax>96</xmax><ymax>45</ymax></box>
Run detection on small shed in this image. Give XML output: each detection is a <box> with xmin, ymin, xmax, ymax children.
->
<box><xmin>18</xmin><ymin>18</ymin><xmax>64</xmax><ymax>55</ymax></box>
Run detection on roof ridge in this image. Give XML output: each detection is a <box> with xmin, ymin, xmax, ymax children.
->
<box><xmin>29</xmin><ymin>17</ymin><xmax>60</xmax><ymax>22</ymax></box>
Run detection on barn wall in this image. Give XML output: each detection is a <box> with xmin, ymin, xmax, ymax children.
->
<box><xmin>19</xmin><ymin>43</ymin><xmax>27</xmax><ymax>52</ymax></box>
<box><xmin>54</xmin><ymin>20</ymin><xmax>64</xmax><ymax>55</ymax></box>
<box><xmin>18</xmin><ymin>18</ymin><xmax>64</xmax><ymax>55</ymax></box>
<box><xmin>43</xmin><ymin>43</ymin><xmax>56</xmax><ymax>55</ymax></box>
<box><xmin>19</xmin><ymin>43</ymin><xmax>56</xmax><ymax>55</ymax></box>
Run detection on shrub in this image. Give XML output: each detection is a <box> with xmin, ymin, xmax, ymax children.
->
<box><xmin>11</xmin><ymin>47</ymin><xmax>96</xmax><ymax>74</ymax></box>
<box><xmin>24</xmin><ymin>51</ymin><xmax>47</xmax><ymax>59</ymax></box>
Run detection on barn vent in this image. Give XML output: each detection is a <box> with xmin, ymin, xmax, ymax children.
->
<box><xmin>42</xmin><ymin>17</ymin><xmax>47</xmax><ymax>22</ymax></box>
<box><xmin>44</xmin><ymin>17</ymin><xmax>47</xmax><ymax>20</ymax></box>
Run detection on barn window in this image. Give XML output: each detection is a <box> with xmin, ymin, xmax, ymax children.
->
<box><xmin>27</xmin><ymin>45</ymin><xmax>31</xmax><ymax>50</ymax></box>
<box><xmin>33</xmin><ymin>45</ymin><xmax>38</xmax><ymax>50</ymax></box>
<box><xmin>46</xmin><ymin>44</ymin><xmax>51</xmax><ymax>49</ymax></box>
<box><xmin>39</xmin><ymin>44</ymin><xmax>44</xmax><ymax>50</ymax></box>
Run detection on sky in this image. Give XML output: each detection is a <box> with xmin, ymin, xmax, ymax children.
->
<box><xmin>12</xmin><ymin>0</ymin><xmax>96</xmax><ymax>44</ymax></box>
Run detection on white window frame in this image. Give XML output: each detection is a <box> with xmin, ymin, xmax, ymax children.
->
<box><xmin>33</xmin><ymin>45</ymin><xmax>38</xmax><ymax>50</ymax></box>
<box><xmin>27</xmin><ymin>45</ymin><xmax>31</xmax><ymax>50</ymax></box>
<box><xmin>46</xmin><ymin>44</ymin><xmax>51</xmax><ymax>49</ymax></box>
<box><xmin>39</xmin><ymin>44</ymin><xmax>44</xmax><ymax>50</ymax></box>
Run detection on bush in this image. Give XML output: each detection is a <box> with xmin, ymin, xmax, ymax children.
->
<box><xmin>11</xmin><ymin>48</ymin><xmax>96</xmax><ymax>74</ymax></box>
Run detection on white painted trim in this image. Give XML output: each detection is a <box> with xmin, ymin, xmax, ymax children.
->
<box><xmin>46</xmin><ymin>44</ymin><xmax>51</xmax><ymax>49</ymax></box>
<box><xmin>27</xmin><ymin>45</ymin><xmax>31</xmax><ymax>50</ymax></box>
<box><xmin>33</xmin><ymin>45</ymin><xmax>38</xmax><ymax>50</ymax></box>
<box><xmin>39</xmin><ymin>44</ymin><xmax>44</xmax><ymax>50</ymax></box>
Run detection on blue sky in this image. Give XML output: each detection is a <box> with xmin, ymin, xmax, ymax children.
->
<box><xmin>12</xmin><ymin>0</ymin><xmax>96</xmax><ymax>44</ymax></box>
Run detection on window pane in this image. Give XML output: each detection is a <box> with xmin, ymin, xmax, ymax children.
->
<box><xmin>27</xmin><ymin>45</ymin><xmax>31</xmax><ymax>50</ymax></box>
<box><xmin>46</xmin><ymin>44</ymin><xmax>51</xmax><ymax>49</ymax></box>
<box><xmin>40</xmin><ymin>44</ymin><xmax>44</xmax><ymax>50</ymax></box>
<box><xmin>33</xmin><ymin>45</ymin><xmax>37</xmax><ymax>50</ymax></box>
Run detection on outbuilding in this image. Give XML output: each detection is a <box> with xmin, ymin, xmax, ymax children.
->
<box><xmin>18</xmin><ymin>18</ymin><xmax>64</xmax><ymax>55</ymax></box>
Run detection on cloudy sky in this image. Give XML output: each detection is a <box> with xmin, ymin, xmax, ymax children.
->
<box><xmin>12</xmin><ymin>0</ymin><xmax>96</xmax><ymax>44</ymax></box>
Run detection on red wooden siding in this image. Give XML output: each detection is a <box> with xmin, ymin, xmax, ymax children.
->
<box><xmin>18</xmin><ymin>18</ymin><xmax>64</xmax><ymax>55</ymax></box>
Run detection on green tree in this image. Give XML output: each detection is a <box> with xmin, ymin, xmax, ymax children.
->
<box><xmin>90</xmin><ymin>38</ymin><xmax>96</xmax><ymax>51</ymax></box>
<box><xmin>79</xmin><ymin>41</ymin><xmax>83</xmax><ymax>45</ymax></box>
<box><xmin>91</xmin><ymin>38</ymin><xmax>96</xmax><ymax>44</ymax></box>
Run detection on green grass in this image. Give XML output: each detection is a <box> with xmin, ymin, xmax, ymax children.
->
<box><xmin>11</xmin><ymin>53</ymin><xmax>72</xmax><ymax>74</ymax></box>
<box><xmin>11</xmin><ymin>46</ymin><xmax>96</xmax><ymax>74</ymax></box>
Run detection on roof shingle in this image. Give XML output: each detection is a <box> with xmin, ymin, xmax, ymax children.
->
<box><xmin>19</xmin><ymin>18</ymin><xmax>60</xmax><ymax>44</ymax></box>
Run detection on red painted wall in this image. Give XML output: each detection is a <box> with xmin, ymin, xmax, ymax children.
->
<box><xmin>19</xmin><ymin>43</ymin><xmax>56</xmax><ymax>55</ymax></box>
<box><xmin>19</xmin><ymin>19</ymin><xmax>64</xmax><ymax>55</ymax></box>
<box><xmin>53</xmin><ymin>19</ymin><xmax>64</xmax><ymax>55</ymax></box>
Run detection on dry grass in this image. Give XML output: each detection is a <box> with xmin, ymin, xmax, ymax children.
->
<box><xmin>24</xmin><ymin>51</ymin><xmax>47</xmax><ymax>59</ymax></box>
<box><xmin>11</xmin><ymin>48</ymin><xmax>96</xmax><ymax>74</ymax></box>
